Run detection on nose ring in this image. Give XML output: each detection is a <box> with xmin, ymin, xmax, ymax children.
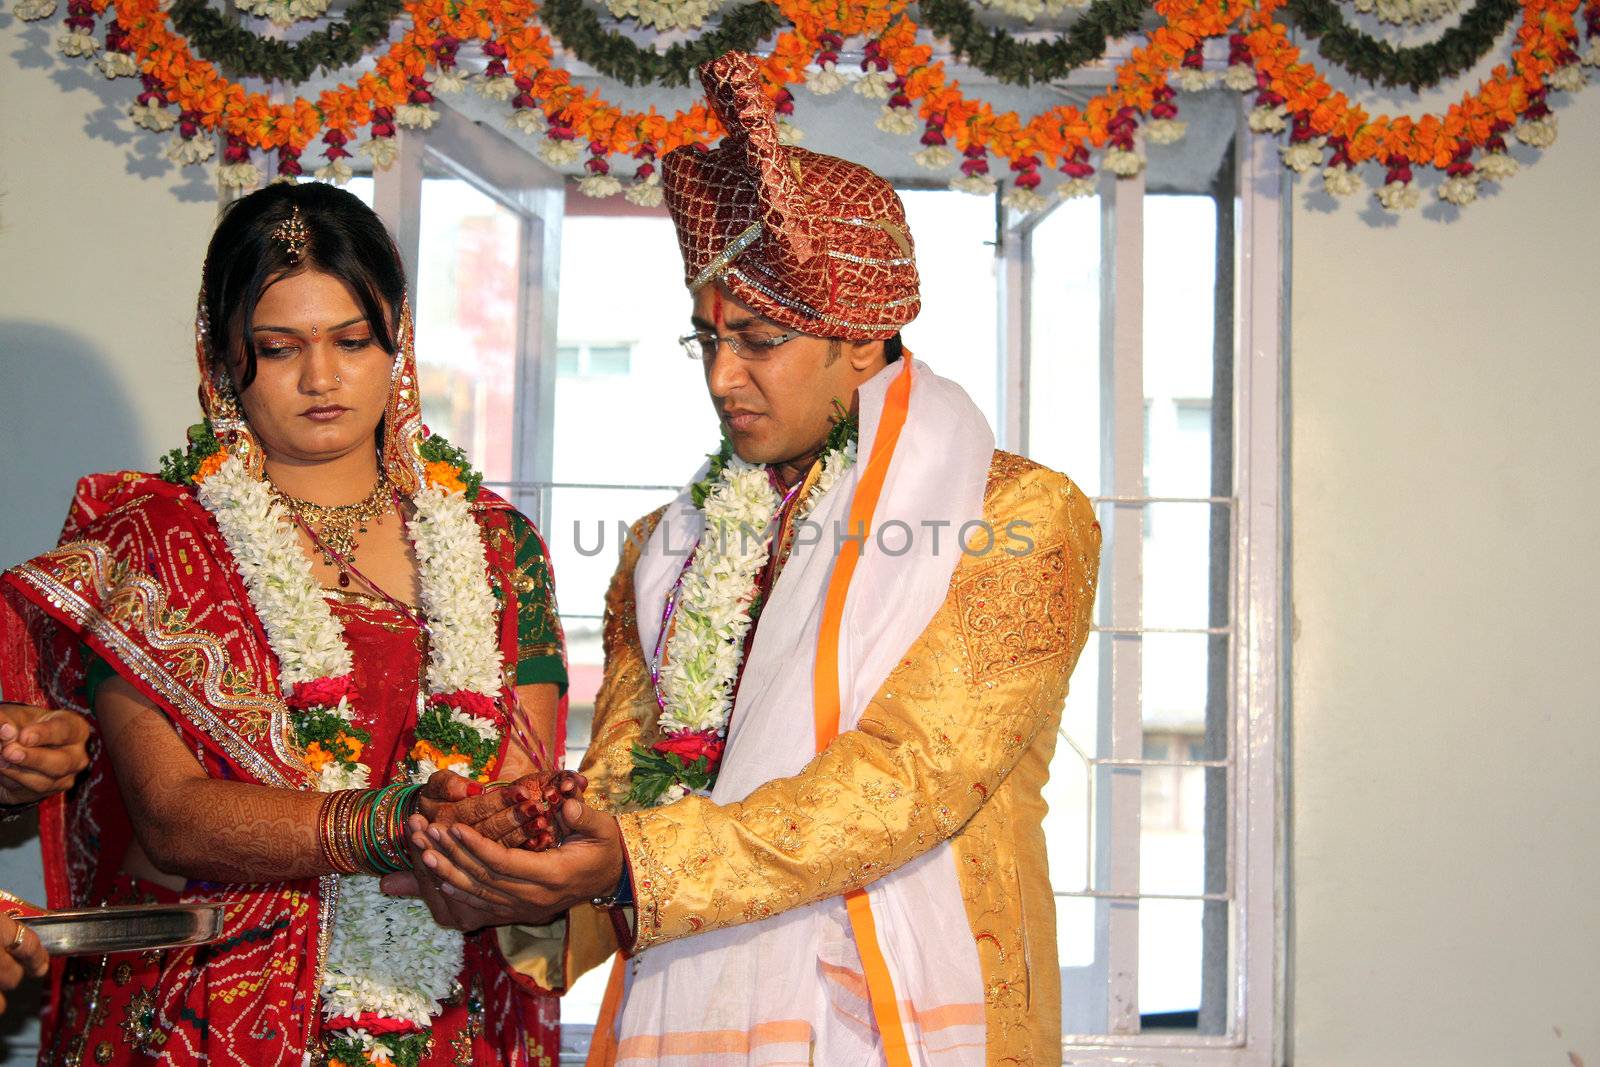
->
<box><xmin>335</xmin><ymin>374</ymin><xmax>343</xmax><ymax>384</ymax></box>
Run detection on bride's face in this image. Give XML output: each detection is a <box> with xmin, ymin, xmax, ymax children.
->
<box><xmin>231</xmin><ymin>269</ymin><xmax>393</xmax><ymax>467</ymax></box>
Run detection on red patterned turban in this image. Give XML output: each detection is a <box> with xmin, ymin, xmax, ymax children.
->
<box><xmin>661</xmin><ymin>51</ymin><xmax>920</xmax><ymax>341</ymax></box>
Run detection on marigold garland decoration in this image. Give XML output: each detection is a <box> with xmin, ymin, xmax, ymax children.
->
<box><xmin>14</xmin><ymin>0</ymin><xmax>1598</xmax><ymax>212</ymax></box>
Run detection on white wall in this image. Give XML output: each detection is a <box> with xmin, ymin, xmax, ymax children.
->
<box><xmin>1287</xmin><ymin>87</ymin><xmax>1600</xmax><ymax>1065</ymax></box>
<box><xmin>1</xmin><ymin>11</ymin><xmax>1598</xmax><ymax>1064</ymax></box>
<box><xmin>0</xmin><ymin>17</ymin><xmax>216</xmax><ymax>1062</ymax></box>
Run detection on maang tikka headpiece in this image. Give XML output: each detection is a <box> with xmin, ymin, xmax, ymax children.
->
<box><xmin>271</xmin><ymin>204</ymin><xmax>311</xmax><ymax>264</ymax></box>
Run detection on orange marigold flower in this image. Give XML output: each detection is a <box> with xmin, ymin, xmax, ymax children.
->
<box><xmin>425</xmin><ymin>461</ymin><xmax>467</xmax><ymax>494</ymax></box>
<box><xmin>304</xmin><ymin>742</ymin><xmax>333</xmax><ymax>773</ymax></box>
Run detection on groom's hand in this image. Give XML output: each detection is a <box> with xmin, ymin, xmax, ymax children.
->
<box><xmin>399</xmin><ymin>794</ymin><xmax>624</xmax><ymax>927</ymax></box>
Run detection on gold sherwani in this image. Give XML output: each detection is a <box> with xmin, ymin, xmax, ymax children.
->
<box><xmin>503</xmin><ymin>450</ymin><xmax>1100</xmax><ymax>1065</ymax></box>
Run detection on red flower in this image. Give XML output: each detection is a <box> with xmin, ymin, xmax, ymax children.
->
<box><xmin>652</xmin><ymin>730</ymin><xmax>724</xmax><ymax>768</ymax></box>
<box><xmin>434</xmin><ymin>689</ymin><xmax>501</xmax><ymax>723</ymax></box>
<box><xmin>287</xmin><ymin>674</ymin><xmax>355</xmax><ymax>711</ymax></box>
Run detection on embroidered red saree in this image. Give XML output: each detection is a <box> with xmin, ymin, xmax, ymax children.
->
<box><xmin>0</xmin><ymin>471</ymin><xmax>566</xmax><ymax>1067</ymax></box>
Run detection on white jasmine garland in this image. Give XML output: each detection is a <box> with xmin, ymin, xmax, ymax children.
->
<box><xmin>1281</xmin><ymin>137</ymin><xmax>1327</xmax><ymax>174</ymax></box>
<box><xmin>1476</xmin><ymin>152</ymin><xmax>1518</xmax><ymax>182</ymax></box>
<box><xmin>854</xmin><ymin>71</ymin><xmax>892</xmax><ymax>99</ymax></box>
<box><xmin>579</xmin><ymin>173</ymin><xmax>624</xmax><ymax>198</ymax></box>
<box><xmin>914</xmin><ymin>146</ymin><xmax>955</xmax><ymax>170</ymax></box>
<box><xmin>1438</xmin><ymin>173</ymin><xmax>1479</xmax><ymax>206</ymax></box>
<box><xmin>651</xmin><ymin>439</ymin><xmax>855</xmax><ymax>747</ymax></box>
<box><xmin>198</xmin><ymin>452</ymin><xmax>507</xmax><ymax>1049</ymax></box>
<box><xmin>58</xmin><ymin>29</ymin><xmax>97</xmax><ymax>56</ymax></box>
<box><xmin>605</xmin><ymin>0</ymin><xmax>720</xmax><ymax>31</ymax></box>
<box><xmin>876</xmin><ymin>106</ymin><xmax>918</xmax><ymax>136</ymax></box>
<box><xmin>235</xmin><ymin>0</ymin><xmax>329</xmax><ymax>25</ymax></box>
<box><xmin>625</xmin><ymin>176</ymin><xmax>665</xmax><ymax>208</ymax></box>
<box><xmin>539</xmin><ymin>139</ymin><xmax>583</xmax><ymax>166</ymax></box>
<box><xmin>431</xmin><ymin>69</ymin><xmax>467</xmax><ymax>94</ymax></box>
<box><xmin>1514</xmin><ymin>115</ymin><xmax>1557</xmax><ymax>148</ymax></box>
<box><xmin>13</xmin><ymin>0</ymin><xmax>57</xmax><ymax>19</ymax></box>
<box><xmin>1321</xmin><ymin>163</ymin><xmax>1363</xmax><ymax>197</ymax></box>
<box><xmin>1002</xmin><ymin>186</ymin><xmax>1051</xmax><ymax>214</ymax></box>
<box><xmin>218</xmin><ymin>162</ymin><xmax>263</xmax><ymax>191</ymax></box>
<box><xmin>360</xmin><ymin>136</ymin><xmax>398</xmax><ymax>169</ymax></box>
<box><xmin>1176</xmin><ymin>69</ymin><xmax>1217</xmax><ymax>92</ymax></box>
<box><xmin>1059</xmin><ymin>177</ymin><xmax>1096</xmax><ymax>199</ymax></box>
<box><xmin>477</xmin><ymin>76</ymin><xmax>519</xmax><ymax>102</ymax></box>
<box><xmin>776</xmin><ymin>121</ymin><xmax>805</xmax><ymax>145</ymax></box>
<box><xmin>1547</xmin><ymin>63</ymin><xmax>1586</xmax><ymax>92</ymax></box>
<box><xmin>950</xmin><ymin>174</ymin><xmax>998</xmax><ymax>195</ymax></box>
<box><xmin>97</xmin><ymin>50</ymin><xmax>138</xmax><ymax>78</ymax></box>
<box><xmin>1248</xmin><ymin>105</ymin><xmax>1288</xmax><ymax>133</ymax></box>
<box><xmin>1375</xmin><ymin>179</ymin><xmax>1421</xmax><ymax>211</ymax></box>
<box><xmin>315</xmin><ymin>159</ymin><xmax>355</xmax><ymax>185</ymax></box>
<box><xmin>395</xmin><ymin>104</ymin><xmax>440</xmax><ymax>130</ymax></box>
<box><xmin>1224</xmin><ymin>63</ymin><xmax>1258</xmax><ymax>92</ymax></box>
<box><xmin>807</xmin><ymin>62</ymin><xmax>848</xmax><ymax>95</ymax></box>
<box><xmin>508</xmin><ymin>108</ymin><xmax>546</xmax><ymax>136</ymax></box>
<box><xmin>1145</xmin><ymin>118</ymin><xmax>1188</xmax><ymax>145</ymax></box>
<box><xmin>1105</xmin><ymin>147</ymin><xmax>1146</xmax><ymax>176</ymax></box>
<box><xmin>131</xmin><ymin>103</ymin><xmax>176</xmax><ymax>132</ymax></box>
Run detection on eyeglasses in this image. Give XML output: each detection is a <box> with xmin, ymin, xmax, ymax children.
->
<box><xmin>677</xmin><ymin>328</ymin><xmax>801</xmax><ymax>362</ymax></box>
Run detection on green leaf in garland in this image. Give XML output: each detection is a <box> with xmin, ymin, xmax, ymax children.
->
<box><xmin>159</xmin><ymin>420</ymin><xmax>222</xmax><ymax>486</ymax></box>
<box><xmin>917</xmin><ymin>0</ymin><xmax>1151</xmax><ymax>87</ymax></box>
<box><xmin>538</xmin><ymin>0</ymin><xmax>784</xmax><ymax>88</ymax></box>
<box><xmin>167</xmin><ymin>0</ymin><xmax>406</xmax><ymax>83</ymax></box>
<box><xmin>1284</xmin><ymin>0</ymin><xmax>1520</xmax><ymax>91</ymax></box>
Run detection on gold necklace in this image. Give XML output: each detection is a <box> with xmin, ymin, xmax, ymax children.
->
<box><xmin>269</xmin><ymin>475</ymin><xmax>393</xmax><ymax>568</ymax></box>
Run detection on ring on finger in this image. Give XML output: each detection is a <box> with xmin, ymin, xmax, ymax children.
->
<box><xmin>8</xmin><ymin>924</ymin><xmax>26</xmax><ymax>953</ymax></box>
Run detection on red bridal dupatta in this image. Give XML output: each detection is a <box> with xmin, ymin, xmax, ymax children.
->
<box><xmin>0</xmin><ymin>472</ymin><xmax>561</xmax><ymax>1067</ymax></box>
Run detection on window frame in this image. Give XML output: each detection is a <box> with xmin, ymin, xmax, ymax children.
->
<box><xmin>1001</xmin><ymin>119</ymin><xmax>1287</xmax><ymax>1065</ymax></box>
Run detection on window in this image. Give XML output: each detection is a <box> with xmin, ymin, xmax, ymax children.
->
<box><xmin>556</xmin><ymin>342</ymin><xmax>633</xmax><ymax>377</ymax></box>
<box><xmin>1014</xmin><ymin>98</ymin><xmax>1284</xmax><ymax>1061</ymax></box>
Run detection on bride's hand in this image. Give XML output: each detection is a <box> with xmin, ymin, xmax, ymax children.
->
<box><xmin>420</xmin><ymin>769</ymin><xmax>586</xmax><ymax>850</ymax></box>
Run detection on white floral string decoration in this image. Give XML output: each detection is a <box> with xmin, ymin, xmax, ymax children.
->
<box><xmin>604</xmin><ymin>0</ymin><xmax>722</xmax><ymax>31</ymax></box>
<box><xmin>627</xmin><ymin>426</ymin><xmax>856</xmax><ymax>807</ymax></box>
<box><xmin>234</xmin><ymin>0</ymin><xmax>330</xmax><ymax>27</ymax></box>
<box><xmin>195</xmin><ymin>448</ymin><xmax>506</xmax><ymax>1063</ymax></box>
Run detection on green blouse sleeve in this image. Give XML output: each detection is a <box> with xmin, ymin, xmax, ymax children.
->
<box><xmin>507</xmin><ymin>512</ymin><xmax>567</xmax><ymax>694</ymax></box>
<box><xmin>83</xmin><ymin>647</ymin><xmax>115</xmax><ymax>710</ymax></box>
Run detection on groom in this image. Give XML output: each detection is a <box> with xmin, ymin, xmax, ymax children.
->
<box><xmin>395</xmin><ymin>51</ymin><xmax>1101</xmax><ymax>1065</ymax></box>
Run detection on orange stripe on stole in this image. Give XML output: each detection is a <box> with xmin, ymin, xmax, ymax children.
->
<box><xmin>812</xmin><ymin>357</ymin><xmax>916</xmax><ymax>1066</ymax></box>
<box><xmin>585</xmin><ymin>952</ymin><xmax>629</xmax><ymax>1067</ymax></box>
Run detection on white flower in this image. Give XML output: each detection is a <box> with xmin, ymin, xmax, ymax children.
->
<box><xmin>13</xmin><ymin>0</ymin><xmax>56</xmax><ymax>19</ymax></box>
<box><xmin>477</xmin><ymin>76</ymin><xmax>518</xmax><ymax>102</ymax></box>
<box><xmin>1585</xmin><ymin>39</ymin><xmax>1600</xmax><ymax>67</ymax></box>
<box><xmin>876</xmin><ymin>106</ymin><xmax>918</xmax><ymax>136</ymax></box>
<box><xmin>1476</xmin><ymin>152</ymin><xmax>1518</xmax><ymax>182</ymax></box>
<box><xmin>396</xmin><ymin>104</ymin><xmax>439</xmax><ymax>130</ymax></box>
<box><xmin>431</xmin><ymin>69</ymin><xmax>467</xmax><ymax>94</ymax></box>
<box><xmin>360</xmin><ymin>136</ymin><xmax>398</xmax><ymax>169</ymax></box>
<box><xmin>807</xmin><ymin>62</ymin><xmax>847</xmax><ymax>95</ymax></box>
<box><xmin>166</xmin><ymin>135</ymin><xmax>216</xmax><ymax>166</ymax></box>
<box><xmin>539</xmin><ymin>139</ymin><xmax>582</xmax><ymax>167</ymax></box>
<box><xmin>1375</xmin><ymin>180</ymin><xmax>1420</xmax><ymax>212</ymax></box>
<box><xmin>776</xmin><ymin>121</ymin><xmax>804</xmax><ymax>146</ymax></box>
<box><xmin>606</xmin><ymin>0</ymin><xmax>719</xmax><ymax>31</ymax></box>
<box><xmin>1224</xmin><ymin>63</ymin><xmax>1257</xmax><ymax>92</ymax></box>
<box><xmin>58</xmin><ymin>30</ymin><xmax>97</xmax><ymax>56</ymax></box>
<box><xmin>579</xmin><ymin>173</ymin><xmax>622</xmax><ymax>199</ymax></box>
<box><xmin>1280</xmin><ymin>137</ymin><xmax>1326</xmax><ymax>174</ymax></box>
<box><xmin>1058</xmin><ymin>177</ymin><xmax>1096</xmax><ymax>199</ymax></box>
<box><xmin>1002</xmin><ymin>186</ymin><xmax>1050</xmax><ymax>214</ymax></box>
<box><xmin>218</xmin><ymin>162</ymin><xmax>263</xmax><ymax>191</ymax></box>
<box><xmin>235</xmin><ymin>0</ymin><xmax>330</xmax><ymax>25</ymax></box>
<box><xmin>950</xmin><ymin>174</ymin><xmax>997</xmax><ymax>196</ymax></box>
<box><xmin>323</xmin><ymin>876</ymin><xmax>464</xmax><ymax>1027</ymax></box>
<box><xmin>625</xmin><ymin>176</ymin><xmax>665</xmax><ymax>207</ymax></box>
<box><xmin>410</xmin><ymin>487</ymin><xmax>504</xmax><ymax>697</ymax></box>
<box><xmin>131</xmin><ymin>103</ymin><xmax>175</xmax><ymax>132</ymax></box>
<box><xmin>1145</xmin><ymin>119</ymin><xmax>1187</xmax><ymax>145</ymax></box>
<box><xmin>1514</xmin><ymin>115</ymin><xmax>1557</xmax><ymax>148</ymax></box>
<box><xmin>1547</xmin><ymin>63</ymin><xmax>1586</xmax><ymax>92</ymax></box>
<box><xmin>97</xmin><ymin>50</ymin><xmax>138</xmax><ymax>78</ymax></box>
<box><xmin>663</xmin><ymin>782</ymin><xmax>690</xmax><ymax>803</ymax></box>
<box><xmin>1321</xmin><ymin>163</ymin><xmax>1362</xmax><ymax>197</ymax></box>
<box><xmin>853</xmin><ymin>71</ymin><xmax>891</xmax><ymax>100</ymax></box>
<box><xmin>1176</xmin><ymin>69</ymin><xmax>1216</xmax><ymax>92</ymax></box>
<box><xmin>1248</xmin><ymin>105</ymin><xmax>1288</xmax><ymax>133</ymax></box>
<box><xmin>1437</xmin><ymin>174</ymin><xmax>1479</xmax><ymax>206</ymax></box>
<box><xmin>508</xmin><ymin>108</ymin><xmax>546</xmax><ymax>136</ymax></box>
<box><xmin>1104</xmin><ymin>147</ymin><xmax>1145</xmax><ymax>176</ymax></box>
<box><xmin>315</xmin><ymin>158</ymin><xmax>354</xmax><ymax>184</ymax></box>
<box><xmin>913</xmin><ymin>146</ymin><xmax>955</xmax><ymax>170</ymax></box>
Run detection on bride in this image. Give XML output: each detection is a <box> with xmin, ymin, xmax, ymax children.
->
<box><xmin>0</xmin><ymin>181</ymin><xmax>568</xmax><ymax>1066</ymax></box>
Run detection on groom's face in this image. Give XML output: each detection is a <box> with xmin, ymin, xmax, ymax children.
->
<box><xmin>691</xmin><ymin>285</ymin><xmax>882</xmax><ymax>467</ymax></box>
